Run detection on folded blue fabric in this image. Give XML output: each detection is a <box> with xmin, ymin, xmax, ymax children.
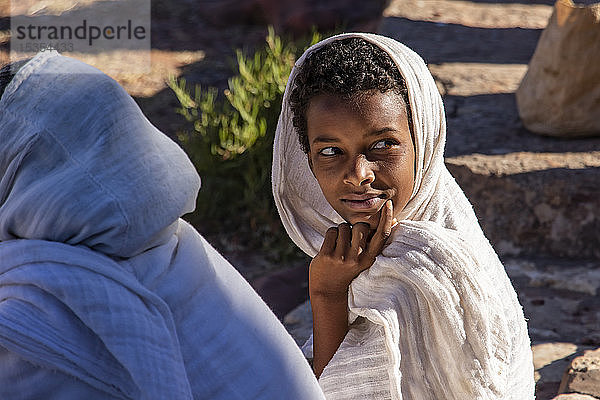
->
<box><xmin>0</xmin><ymin>51</ymin><xmax>324</xmax><ymax>400</ymax></box>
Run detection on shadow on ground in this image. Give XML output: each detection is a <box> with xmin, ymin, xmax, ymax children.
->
<box><xmin>379</xmin><ymin>17</ymin><xmax>543</xmax><ymax>64</ymax></box>
<box><xmin>443</xmin><ymin>93</ymin><xmax>600</xmax><ymax>157</ymax></box>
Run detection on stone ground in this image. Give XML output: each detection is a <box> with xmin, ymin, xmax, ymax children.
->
<box><xmin>2</xmin><ymin>1</ymin><xmax>599</xmax><ymax>398</ymax></box>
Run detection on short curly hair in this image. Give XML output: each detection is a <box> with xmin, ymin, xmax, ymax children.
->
<box><xmin>289</xmin><ymin>38</ymin><xmax>413</xmax><ymax>154</ymax></box>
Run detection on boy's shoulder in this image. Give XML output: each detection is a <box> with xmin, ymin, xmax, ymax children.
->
<box><xmin>385</xmin><ymin>219</ymin><xmax>471</xmax><ymax>256</ymax></box>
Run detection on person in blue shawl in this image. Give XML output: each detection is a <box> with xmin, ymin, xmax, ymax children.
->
<box><xmin>0</xmin><ymin>51</ymin><xmax>324</xmax><ymax>400</ymax></box>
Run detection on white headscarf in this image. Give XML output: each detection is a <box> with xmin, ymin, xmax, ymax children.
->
<box><xmin>273</xmin><ymin>33</ymin><xmax>534</xmax><ymax>400</ymax></box>
<box><xmin>0</xmin><ymin>51</ymin><xmax>325</xmax><ymax>400</ymax></box>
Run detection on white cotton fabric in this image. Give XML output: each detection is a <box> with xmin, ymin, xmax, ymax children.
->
<box><xmin>0</xmin><ymin>51</ymin><xmax>325</xmax><ymax>400</ymax></box>
<box><xmin>272</xmin><ymin>33</ymin><xmax>535</xmax><ymax>400</ymax></box>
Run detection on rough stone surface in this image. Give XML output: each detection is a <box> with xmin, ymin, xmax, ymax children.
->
<box><xmin>506</xmin><ymin>258</ymin><xmax>600</xmax><ymax>297</ymax></box>
<box><xmin>516</xmin><ymin>0</ymin><xmax>600</xmax><ymax>137</ymax></box>
<box><xmin>446</xmin><ymin>153</ymin><xmax>600</xmax><ymax>259</ymax></box>
<box><xmin>283</xmin><ymin>299</ymin><xmax>312</xmax><ymax>347</ymax></box>
<box><xmin>558</xmin><ymin>348</ymin><xmax>600</xmax><ymax>398</ymax></box>
<box><xmin>533</xmin><ymin>343</ymin><xmax>595</xmax><ymax>400</ymax></box>
<box><xmin>383</xmin><ymin>0</ymin><xmax>554</xmax><ymax>29</ymax></box>
<box><xmin>250</xmin><ymin>264</ymin><xmax>308</xmax><ymax>320</ymax></box>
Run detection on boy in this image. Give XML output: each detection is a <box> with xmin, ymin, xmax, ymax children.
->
<box><xmin>273</xmin><ymin>34</ymin><xmax>535</xmax><ymax>399</ymax></box>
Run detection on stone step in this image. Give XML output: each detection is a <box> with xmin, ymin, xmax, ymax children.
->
<box><xmin>533</xmin><ymin>343</ymin><xmax>596</xmax><ymax>400</ymax></box>
<box><xmin>447</xmin><ymin>153</ymin><xmax>600</xmax><ymax>259</ymax></box>
<box><xmin>382</xmin><ymin>0</ymin><xmax>554</xmax><ymax>30</ymax></box>
<box><xmin>504</xmin><ymin>257</ymin><xmax>600</xmax><ymax>345</ymax></box>
<box><xmin>557</xmin><ymin>347</ymin><xmax>600</xmax><ymax>399</ymax></box>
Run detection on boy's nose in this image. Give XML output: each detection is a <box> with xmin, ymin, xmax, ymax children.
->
<box><xmin>343</xmin><ymin>155</ymin><xmax>375</xmax><ymax>186</ymax></box>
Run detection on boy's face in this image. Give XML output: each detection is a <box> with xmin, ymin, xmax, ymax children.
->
<box><xmin>306</xmin><ymin>91</ymin><xmax>415</xmax><ymax>230</ymax></box>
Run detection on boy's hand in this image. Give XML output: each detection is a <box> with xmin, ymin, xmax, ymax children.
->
<box><xmin>309</xmin><ymin>200</ymin><xmax>394</xmax><ymax>300</ymax></box>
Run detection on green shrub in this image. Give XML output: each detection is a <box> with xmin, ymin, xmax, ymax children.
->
<box><xmin>169</xmin><ymin>27</ymin><xmax>321</xmax><ymax>261</ymax></box>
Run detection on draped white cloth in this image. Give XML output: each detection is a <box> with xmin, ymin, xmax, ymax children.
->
<box><xmin>0</xmin><ymin>51</ymin><xmax>325</xmax><ymax>400</ymax></box>
<box><xmin>272</xmin><ymin>33</ymin><xmax>534</xmax><ymax>399</ymax></box>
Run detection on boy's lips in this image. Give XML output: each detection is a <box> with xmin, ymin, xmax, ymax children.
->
<box><xmin>341</xmin><ymin>193</ymin><xmax>386</xmax><ymax>210</ymax></box>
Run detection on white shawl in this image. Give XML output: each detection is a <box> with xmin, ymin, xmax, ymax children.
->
<box><xmin>272</xmin><ymin>33</ymin><xmax>534</xmax><ymax>400</ymax></box>
<box><xmin>0</xmin><ymin>51</ymin><xmax>325</xmax><ymax>400</ymax></box>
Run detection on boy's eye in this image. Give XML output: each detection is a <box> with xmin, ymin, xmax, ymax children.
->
<box><xmin>318</xmin><ymin>147</ymin><xmax>341</xmax><ymax>156</ymax></box>
<box><xmin>372</xmin><ymin>139</ymin><xmax>398</xmax><ymax>150</ymax></box>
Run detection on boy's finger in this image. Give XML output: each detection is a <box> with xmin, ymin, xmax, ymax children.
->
<box><xmin>350</xmin><ymin>222</ymin><xmax>370</xmax><ymax>259</ymax></box>
<box><xmin>320</xmin><ymin>227</ymin><xmax>338</xmax><ymax>255</ymax></box>
<box><xmin>367</xmin><ymin>200</ymin><xmax>394</xmax><ymax>257</ymax></box>
<box><xmin>333</xmin><ymin>223</ymin><xmax>351</xmax><ymax>259</ymax></box>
